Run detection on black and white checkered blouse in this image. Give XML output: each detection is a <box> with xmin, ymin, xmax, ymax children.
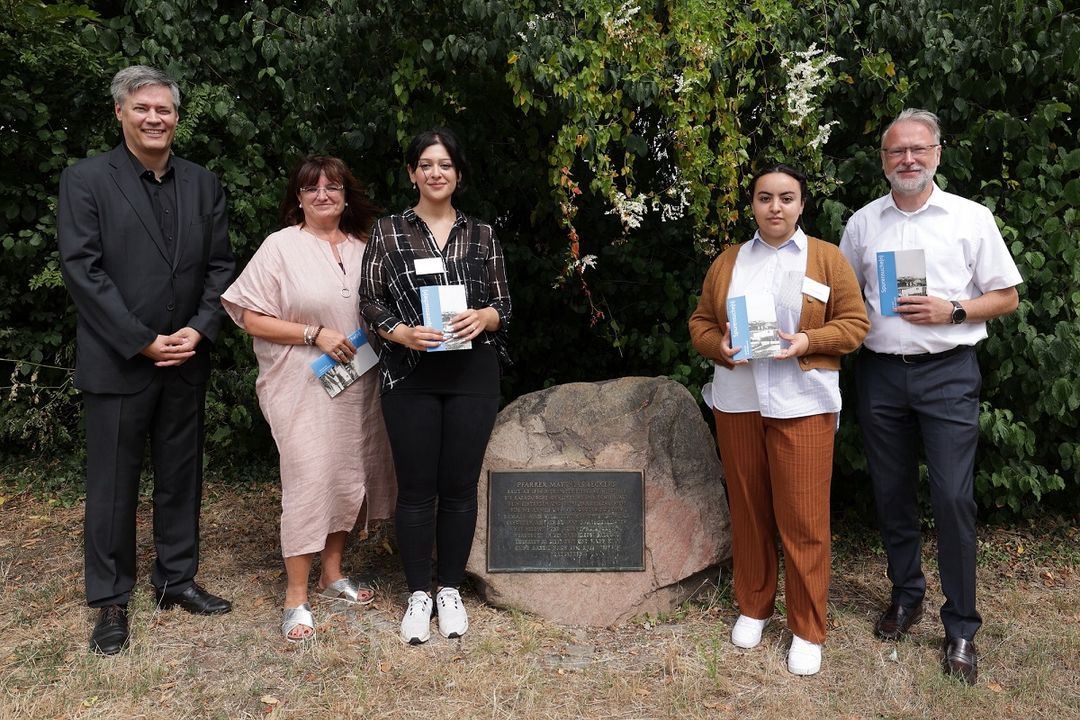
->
<box><xmin>358</xmin><ymin>208</ymin><xmax>512</xmax><ymax>391</ymax></box>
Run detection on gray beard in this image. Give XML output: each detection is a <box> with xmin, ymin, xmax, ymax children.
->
<box><xmin>887</xmin><ymin>167</ymin><xmax>934</xmax><ymax>195</ymax></box>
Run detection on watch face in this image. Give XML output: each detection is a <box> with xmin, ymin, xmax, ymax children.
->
<box><xmin>952</xmin><ymin>303</ymin><xmax>967</xmax><ymax>323</ymax></box>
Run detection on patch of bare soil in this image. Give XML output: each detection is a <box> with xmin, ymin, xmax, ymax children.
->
<box><xmin>0</xmin><ymin>483</ymin><xmax>1076</xmax><ymax>719</ymax></box>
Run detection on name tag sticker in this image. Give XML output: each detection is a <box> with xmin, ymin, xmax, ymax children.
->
<box><xmin>802</xmin><ymin>277</ymin><xmax>831</xmax><ymax>303</ymax></box>
<box><xmin>414</xmin><ymin>257</ymin><xmax>445</xmax><ymax>275</ymax></box>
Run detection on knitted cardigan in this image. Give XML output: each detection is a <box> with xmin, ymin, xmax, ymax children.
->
<box><xmin>689</xmin><ymin>236</ymin><xmax>869</xmax><ymax>371</ymax></box>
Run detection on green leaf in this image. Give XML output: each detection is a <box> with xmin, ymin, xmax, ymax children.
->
<box><xmin>1064</xmin><ymin>179</ymin><xmax>1080</xmax><ymax>208</ymax></box>
<box><xmin>1064</xmin><ymin>149</ymin><xmax>1080</xmax><ymax>173</ymax></box>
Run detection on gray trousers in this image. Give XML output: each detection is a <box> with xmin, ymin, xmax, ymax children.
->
<box><xmin>855</xmin><ymin>347</ymin><xmax>983</xmax><ymax>640</ymax></box>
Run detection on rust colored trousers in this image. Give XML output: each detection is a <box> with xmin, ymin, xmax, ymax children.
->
<box><xmin>713</xmin><ymin>410</ymin><xmax>834</xmax><ymax>644</ymax></box>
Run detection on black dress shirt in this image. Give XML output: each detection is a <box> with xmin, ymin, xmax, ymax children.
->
<box><xmin>125</xmin><ymin>145</ymin><xmax>177</xmax><ymax>258</ymax></box>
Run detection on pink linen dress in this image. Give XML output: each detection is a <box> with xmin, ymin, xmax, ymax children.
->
<box><xmin>222</xmin><ymin>226</ymin><xmax>396</xmax><ymax>557</ymax></box>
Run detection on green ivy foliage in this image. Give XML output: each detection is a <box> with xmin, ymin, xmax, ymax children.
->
<box><xmin>0</xmin><ymin>0</ymin><xmax>1076</xmax><ymax>517</ymax></box>
<box><xmin>0</xmin><ymin>1</ymin><xmax>117</xmax><ymax>471</ymax></box>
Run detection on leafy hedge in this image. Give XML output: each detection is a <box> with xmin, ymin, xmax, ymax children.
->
<box><xmin>1</xmin><ymin>0</ymin><xmax>1076</xmax><ymax>517</ymax></box>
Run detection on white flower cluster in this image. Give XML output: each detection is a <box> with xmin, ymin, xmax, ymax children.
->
<box><xmin>575</xmin><ymin>254</ymin><xmax>599</xmax><ymax>271</ymax></box>
<box><xmin>606</xmin><ymin>180</ymin><xmax>691</xmax><ymax>229</ymax></box>
<box><xmin>657</xmin><ymin>180</ymin><xmax>691</xmax><ymax>222</ymax></box>
<box><xmin>554</xmin><ymin>253</ymin><xmax>600</xmax><ymax>287</ymax></box>
<box><xmin>671</xmin><ymin>70</ymin><xmax>707</xmax><ymax>96</ymax></box>
<box><xmin>809</xmin><ymin>120</ymin><xmax>840</xmax><ymax>149</ymax></box>
<box><xmin>517</xmin><ymin>12</ymin><xmax>556</xmax><ymax>41</ymax></box>
<box><xmin>607</xmin><ymin>193</ymin><xmax>648</xmax><ymax>229</ymax></box>
<box><xmin>605</xmin><ymin>0</ymin><xmax>641</xmax><ymax>30</ymax></box>
<box><xmin>780</xmin><ymin>43</ymin><xmax>841</xmax><ymax>128</ymax></box>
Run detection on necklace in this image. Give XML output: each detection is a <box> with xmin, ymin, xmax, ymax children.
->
<box><xmin>302</xmin><ymin>226</ymin><xmax>351</xmax><ymax>298</ymax></box>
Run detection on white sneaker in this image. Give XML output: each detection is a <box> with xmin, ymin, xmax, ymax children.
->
<box><xmin>400</xmin><ymin>591</ymin><xmax>432</xmax><ymax>645</ymax></box>
<box><xmin>731</xmin><ymin>615</ymin><xmax>768</xmax><ymax>649</ymax></box>
<box><xmin>787</xmin><ymin>634</ymin><xmax>822</xmax><ymax>675</ymax></box>
<box><xmin>436</xmin><ymin>587</ymin><xmax>469</xmax><ymax>639</ymax></box>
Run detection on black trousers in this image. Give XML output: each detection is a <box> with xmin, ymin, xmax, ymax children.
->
<box><xmin>855</xmin><ymin>348</ymin><xmax>983</xmax><ymax>640</ymax></box>
<box><xmin>82</xmin><ymin>371</ymin><xmax>205</xmax><ymax>607</ymax></box>
<box><xmin>380</xmin><ymin>349</ymin><xmax>499</xmax><ymax>592</ymax></box>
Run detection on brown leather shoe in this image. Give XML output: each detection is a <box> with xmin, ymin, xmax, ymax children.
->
<box><xmin>943</xmin><ymin>636</ymin><xmax>978</xmax><ymax>684</ymax></box>
<box><xmin>874</xmin><ymin>602</ymin><xmax>923</xmax><ymax>640</ymax></box>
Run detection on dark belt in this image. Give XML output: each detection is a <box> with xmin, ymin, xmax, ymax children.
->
<box><xmin>865</xmin><ymin>345</ymin><xmax>971</xmax><ymax>364</ymax></box>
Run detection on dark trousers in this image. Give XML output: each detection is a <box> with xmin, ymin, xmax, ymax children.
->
<box><xmin>855</xmin><ymin>348</ymin><xmax>982</xmax><ymax>640</ymax></box>
<box><xmin>83</xmin><ymin>372</ymin><xmax>205</xmax><ymax>607</ymax></box>
<box><xmin>381</xmin><ymin>385</ymin><xmax>499</xmax><ymax>593</ymax></box>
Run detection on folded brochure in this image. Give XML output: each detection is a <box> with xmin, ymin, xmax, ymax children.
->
<box><xmin>419</xmin><ymin>284</ymin><xmax>472</xmax><ymax>352</ymax></box>
<box><xmin>728</xmin><ymin>292</ymin><xmax>780</xmax><ymax>361</ymax></box>
<box><xmin>309</xmin><ymin>328</ymin><xmax>378</xmax><ymax>397</ymax></box>
<box><xmin>877</xmin><ymin>249</ymin><xmax>927</xmax><ymax>316</ymax></box>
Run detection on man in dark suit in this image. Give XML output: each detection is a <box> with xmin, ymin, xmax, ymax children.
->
<box><xmin>57</xmin><ymin>65</ymin><xmax>235</xmax><ymax>655</ymax></box>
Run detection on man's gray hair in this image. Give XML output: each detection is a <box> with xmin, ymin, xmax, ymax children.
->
<box><xmin>110</xmin><ymin>65</ymin><xmax>181</xmax><ymax>109</ymax></box>
<box><xmin>881</xmin><ymin>108</ymin><xmax>941</xmax><ymax>147</ymax></box>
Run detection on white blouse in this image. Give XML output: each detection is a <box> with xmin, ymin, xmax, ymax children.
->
<box><xmin>707</xmin><ymin>229</ymin><xmax>842</xmax><ymax>419</ymax></box>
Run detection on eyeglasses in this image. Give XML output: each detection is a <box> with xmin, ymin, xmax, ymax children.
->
<box><xmin>417</xmin><ymin>161</ymin><xmax>454</xmax><ymax>174</ymax></box>
<box><xmin>299</xmin><ymin>184</ymin><xmax>344</xmax><ymax>196</ymax></box>
<box><xmin>880</xmin><ymin>145</ymin><xmax>940</xmax><ymax>159</ymax></box>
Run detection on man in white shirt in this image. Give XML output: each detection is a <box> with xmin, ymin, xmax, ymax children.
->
<box><xmin>840</xmin><ymin>109</ymin><xmax>1022</xmax><ymax>684</ymax></box>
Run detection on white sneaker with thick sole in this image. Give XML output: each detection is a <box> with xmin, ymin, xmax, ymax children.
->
<box><xmin>787</xmin><ymin>634</ymin><xmax>822</xmax><ymax>675</ymax></box>
<box><xmin>400</xmin><ymin>591</ymin><xmax>432</xmax><ymax>645</ymax></box>
<box><xmin>436</xmin><ymin>587</ymin><xmax>469</xmax><ymax>639</ymax></box>
<box><xmin>731</xmin><ymin>615</ymin><xmax>768</xmax><ymax>649</ymax></box>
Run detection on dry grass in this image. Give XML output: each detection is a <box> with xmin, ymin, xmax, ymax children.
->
<box><xmin>0</xmin><ymin>482</ymin><xmax>1076</xmax><ymax>720</ymax></box>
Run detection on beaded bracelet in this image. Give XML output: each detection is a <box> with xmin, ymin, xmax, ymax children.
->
<box><xmin>312</xmin><ymin>325</ymin><xmax>324</xmax><ymax>346</ymax></box>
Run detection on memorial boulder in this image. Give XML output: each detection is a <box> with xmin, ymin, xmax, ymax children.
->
<box><xmin>467</xmin><ymin>376</ymin><xmax>731</xmax><ymax>626</ymax></box>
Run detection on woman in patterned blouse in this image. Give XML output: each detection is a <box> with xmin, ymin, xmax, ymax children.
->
<box><xmin>359</xmin><ymin>128</ymin><xmax>511</xmax><ymax>644</ymax></box>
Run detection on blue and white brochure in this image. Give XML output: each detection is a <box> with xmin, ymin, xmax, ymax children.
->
<box><xmin>727</xmin><ymin>293</ymin><xmax>780</xmax><ymax>361</ymax></box>
<box><xmin>309</xmin><ymin>328</ymin><xmax>378</xmax><ymax>398</ymax></box>
<box><xmin>419</xmin><ymin>284</ymin><xmax>472</xmax><ymax>352</ymax></box>
<box><xmin>877</xmin><ymin>249</ymin><xmax>927</xmax><ymax>316</ymax></box>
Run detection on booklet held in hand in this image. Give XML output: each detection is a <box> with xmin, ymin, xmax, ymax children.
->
<box><xmin>420</xmin><ymin>284</ymin><xmax>473</xmax><ymax>352</ymax></box>
<box><xmin>728</xmin><ymin>293</ymin><xmax>780</xmax><ymax>361</ymax></box>
<box><xmin>310</xmin><ymin>328</ymin><xmax>378</xmax><ymax>397</ymax></box>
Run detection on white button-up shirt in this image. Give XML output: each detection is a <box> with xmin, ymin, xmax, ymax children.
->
<box><xmin>707</xmin><ymin>229</ymin><xmax>842</xmax><ymax>418</ymax></box>
<box><xmin>840</xmin><ymin>183</ymin><xmax>1022</xmax><ymax>354</ymax></box>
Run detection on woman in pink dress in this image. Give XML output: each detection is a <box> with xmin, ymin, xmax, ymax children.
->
<box><xmin>222</xmin><ymin>156</ymin><xmax>396</xmax><ymax>642</ymax></box>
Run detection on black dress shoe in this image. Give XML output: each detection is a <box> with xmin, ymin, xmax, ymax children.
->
<box><xmin>874</xmin><ymin>601</ymin><xmax>924</xmax><ymax>640</ymax></box>
<box><xmin>90</xmin><ymin>604</ymin><xmax>129</xmax><ymax>655</ymax></box>
<box><xmin>155</xmin><ymin>582</ymin><xmax>232</xmax><ymax>615</ymax></box>
<box><xmin>943</xmin><ymin>636</ymin><xmax>978</xmax><ymax>684</ymax></box>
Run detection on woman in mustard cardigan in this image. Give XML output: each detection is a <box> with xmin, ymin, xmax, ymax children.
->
<box><xmin>689</xmin><ymin>164</ymin><xmax>868</xmax><ymax>675</ymax></box>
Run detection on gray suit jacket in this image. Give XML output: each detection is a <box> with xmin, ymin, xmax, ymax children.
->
<box><xmin>57</xmin><ymin>144</ymin><xmax>235</xmax><ymax>393</ymax></box>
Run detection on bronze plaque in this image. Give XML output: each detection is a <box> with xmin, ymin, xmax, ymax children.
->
<box><xmin>486</xmin><ymin>470</ymin><xmax>645</xmax><ymax>572</ymax></box>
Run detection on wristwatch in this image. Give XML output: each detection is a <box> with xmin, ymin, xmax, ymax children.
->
<box><xmin>950</xmin><ymin>300</ymin><xmax>967</xmax><ymax>324</ymax></box>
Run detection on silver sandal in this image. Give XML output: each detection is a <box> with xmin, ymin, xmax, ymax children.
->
<box><xmin>282</xmin><ymin>603</ymin><xmax>315</xmax><ymax>643</ymax></box>
<box><xmin>317</xmin><ymin>577</ymin><xmax>375</xmax><ymax>605</ymax></box>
